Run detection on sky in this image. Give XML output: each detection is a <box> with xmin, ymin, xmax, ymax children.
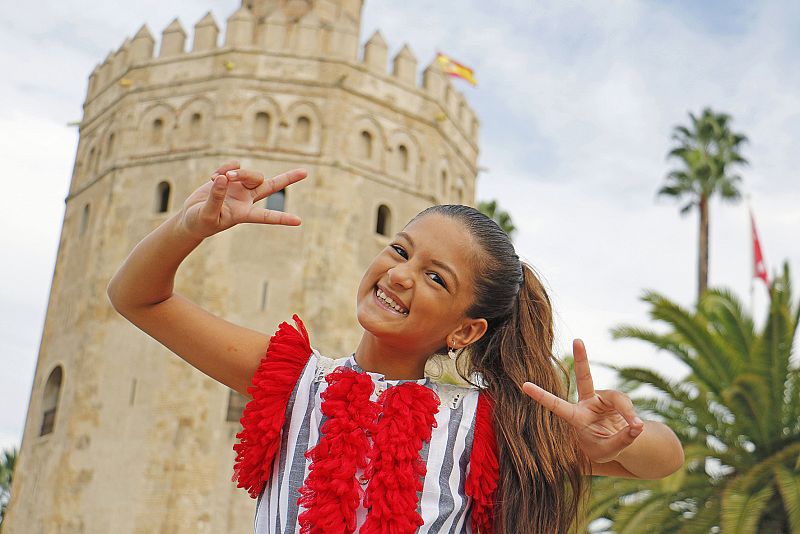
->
<box><xmin>2</xmin><ymin>0</ymin><xmax>799</xmax><ymax>452</ymax></box>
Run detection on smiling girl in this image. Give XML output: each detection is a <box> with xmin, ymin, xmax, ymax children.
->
<box><xmin>107</xmin><ymin>162</ymin><xmax>684</xmax><ymax>533</ymax></box>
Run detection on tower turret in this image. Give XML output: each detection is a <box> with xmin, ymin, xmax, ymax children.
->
<box><xmin>159</xmin><ymin>18</ymin><xmax>187</xmax><ymax>57</ymax></box>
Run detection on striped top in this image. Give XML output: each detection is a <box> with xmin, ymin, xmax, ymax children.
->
<box><xmin>254</xmin><ymin>348</ymin><xmax>481</xmax><ymax>533</ymax></box>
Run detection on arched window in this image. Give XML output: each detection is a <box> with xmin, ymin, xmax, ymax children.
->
<box><xmin>360</xmin><ymin>130</ymin><xmax>373</xmax><ymax>160</ymax></box>
<box><xmin>397</xmin><ymin>144</ymin><xmax>409</xmax><ymax>172</ymax></box>
<box><xmin>294</xmin><ymin>116</ymin><xmax>311</xmax><ymax>144</ymax></box>
<box><xmin>226</xmin><ymin>389</ymin><xmax>248</xmax><ymax>422</ymax></box>
<box><xmin>254</xmin><ymin>112</ymin><xmax>270</xmax><ymax>141</ymax></box>
<box><xmin>40</xmin><ymin>366</ymin><xmax>63</xmax><ymax>436</ymax></box>
<box><xmin>156</xmin><ymin>181</ymin><xmax>171</xmax><ymax>213</ymax></box>
<box><xmin>266</xmin><ymin>189</ymin><xmax>285</xmax><ymax>211</ymax></box>
<box><xmin>151</xmin><ymin>118</ymin><xmax>164</xmax><ymax>144</ymax></box>
<box><xmin>80</xmin><ymin>203</ymin><xmax>90</xmax><ymax>236</ymax></box>
<box><xmin>376</xmin><ymin>204</ymin><xmax>391</xmax><ymax>236</ymax></box>
<box><xmin>87</xmin><ymin>147</ymin><xmax>96</xmax><ymax>175</ymax></box>
<box><xmin>107</xmin><ymin>133</ymin><xmax>115</xmax><ymax>157</ymax></box>
<box><xmin>190</xmin><ymin>113</ymin><xmax>202</xmax><ymax>136</ymax></box>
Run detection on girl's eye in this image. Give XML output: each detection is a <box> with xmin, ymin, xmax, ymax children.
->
<box><xmin>391</xmin><ymin>245</ymin><xmax>408</xmax><ymax>259</ymax></box>
<box><xmin>428</xmin><ymin>272</ymin><xmax>447</xmax><ymax>288</ymax></box>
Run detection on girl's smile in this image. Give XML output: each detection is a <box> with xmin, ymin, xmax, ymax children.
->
<box><xmin>373</xmin><ymin>285</ymin><xmax>409</xmax><ymax>316</ymax></box>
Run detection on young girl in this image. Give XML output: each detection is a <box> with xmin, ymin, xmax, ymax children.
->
<box><xmin>107</xmin><ymin>162</ymin><xmax>684</xmax><ymax>533</ymax></box>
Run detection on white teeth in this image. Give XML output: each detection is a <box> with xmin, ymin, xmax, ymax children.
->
<box><xmin>375</xmin><ymin>288</ymin><xmax>408</xmax><ymax>315</ymax></box>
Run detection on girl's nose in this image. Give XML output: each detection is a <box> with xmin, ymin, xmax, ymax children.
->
<box><xmin>387</xmin><ymin>264</ymin><xmax>414</xmax><ymax>289</ymax></box>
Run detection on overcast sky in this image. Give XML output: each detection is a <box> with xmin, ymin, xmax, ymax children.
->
<box><xmin>2</xmin><ymin>0</ymin><xmax>799</xmax><ymax>452</ymax></box>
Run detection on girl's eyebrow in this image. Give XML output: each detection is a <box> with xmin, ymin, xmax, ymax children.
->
<box><xmin>397</xmin><ymin>231</ymin><xmax>460</xmax><ymax>289</ymax></box>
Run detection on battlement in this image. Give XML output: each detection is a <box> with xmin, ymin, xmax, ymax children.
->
<box><xmin>83</xmin><ymin>3</ymin><xmax>479</xmax><ymax>147</ymax></box>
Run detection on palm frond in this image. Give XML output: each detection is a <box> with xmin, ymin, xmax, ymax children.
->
<box><xmin>774</xmin><ymin>465</ymin><xmax>800</xmax><ymax>533</ymax></box>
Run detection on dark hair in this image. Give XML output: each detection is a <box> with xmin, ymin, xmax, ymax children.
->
<box><xmin>411</xmin><ymin>204</ymin><xmax>589</xmax><ymax>533</ymax></box>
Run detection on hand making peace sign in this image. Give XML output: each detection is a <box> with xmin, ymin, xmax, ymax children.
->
<box><xmin>522</xmin><ymin>340</ymin><xmax>645</xmax><ymax>464</ymax></box>
<box><xmin>178</xmin><ymin>161</ymin><xmax>308</xmax><ymax>240</ymax></box>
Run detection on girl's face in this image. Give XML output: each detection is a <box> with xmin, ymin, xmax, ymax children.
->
<box><xmin>356</xmin><ymin>213</ymin><xmax>487</xmax><ymax>354</ymax></box>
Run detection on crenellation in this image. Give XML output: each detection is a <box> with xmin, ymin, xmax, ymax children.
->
<box><xmin>295</xmin><ymin>11</ymin><xmax>323</xmax><ymax>55</ymax></box>
<box><xmin>225</xmin><ymin>6</ymin><xmax>256</xmax><ymax>48</ymax></box>
<box><xmin>245</xmin><ymin>0</ymin><xmax>280</xmax><ymax>20</ymax></box>
<box><xmin>160</xmin><ymin>18</ymin><xmax>187</xmax><ymax>58</ymax></box>
<box><xmin>392</xmin><ymin>44</ymin><xmax>416</xmax><ymax>87</ymax></box>
<box><xmin>445</xmin><ymin>83</ymin><xmax>459</xmax><ymax>119</ymax></box>
<box><xmin>259</xmin><ymin>8</ymin><xmax>287</xmax><ymax>51</ymax></box>
<box><xmin>422</xmin><ymin>60</ymin><xmax>446</xmax><ymax>100</ymax></box>
<box><xmin>284</xmin><ymin>0</ymin><xmax>313</xmax><ymax>20</ymax></box>
<box><xmin>96</xmin><ymin>52</ymin><xmax>114</xmax><ymax>91</ymax></box>
<box><xmin>327</xmin><ymin>16</ymin><xmax>359</xmax><ymax>60</ymax></box>
<box><xmin>193</xmin><ymin>12</ymin><xmax>220</xmax><ymax>52</ymax></box>
<box><xmin>129</xmin><ymin>24</ymin><xmax>156</xmax><ymax>63</ymax></box>
<box><xmin>111</xmin><ymin>39</ymin><xmax>131</xmax><ymax>79</ymax></box>
<box><xmin>363</xmin><ymin>30</ymin><xmax>388</xmax><ymax>74</ymax></box>
<box><xmin>86</xmin><ymin>65</ymin><xmax>100</xmax><ymax>101</ymax></box>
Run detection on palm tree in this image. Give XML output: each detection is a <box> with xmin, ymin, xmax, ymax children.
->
<box><xmin>0</xmin><ymin>447</ymin><xmax>17</xmax><ymax>526</ymax></box>
<box><xmin>585</xmin><ymin>263</ymin><xmax>799</xmax><ymax>533</ymax></box>
<box><xmin>478</xmin><ymin>199</ymin><xmax>516</xmax><ymax>239</ymax></box>
<box><xmin>658</xmin><ymin>108</ymin><xmax>748</xmax><ymax>301</ymax></box>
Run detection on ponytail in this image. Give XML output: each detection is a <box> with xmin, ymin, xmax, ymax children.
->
<box><xmin>410</xmin><ymin>205</ymin><xmax>590</xmax><ymax>533</ymax></box>
<box><xmin>470</xmin><ymin>263</ymin><xmax>589</xmax><ymax>532</ymax></box>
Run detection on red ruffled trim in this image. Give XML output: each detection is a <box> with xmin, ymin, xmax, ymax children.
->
<box><xmin>465</xmin><ymin>390</ymin><xmax>499</xmax><ymax>534</ymax></box>
<box><xmin>361</xmin><ymin>383</ymin><xmax>440</xmax><ymax>534</ymax></box>
<box><xmin>297</xmin><ymin>367</ymin><xmax>379</xmax><ymax>533</ymax></box>
<box><xmin>232</xmin><ymin>314</ymin><xmax>312</xmax><ymax>499</ymax></box>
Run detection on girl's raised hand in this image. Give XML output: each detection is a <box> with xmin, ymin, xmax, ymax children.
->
<box><xmin>521</xmin><ymin>340</ymin><xmax>644</xmax><ymax>464</ymax></box>
<box><xmin>179</xmin><ymin>161</ymin><xmax>307</xmax><ymax>240</ymax></box>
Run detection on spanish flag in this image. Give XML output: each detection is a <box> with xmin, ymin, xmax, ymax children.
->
<box><xmin>436</xmin><ymin>52</ymin><xmax>477</xmax><ymax>86</ymax></box>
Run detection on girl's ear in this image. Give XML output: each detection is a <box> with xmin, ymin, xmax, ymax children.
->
<box><xmin>451</xmin><ymin>317</ymin><xmax>488</xmax><ymax>349</ymax></box>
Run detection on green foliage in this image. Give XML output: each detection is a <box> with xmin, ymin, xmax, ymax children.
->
<box><xmin>589</xmin><ymin>263</ymin><xmax>799</xmax><ymax>533</ymax></box>
<box><xmin>0</xmin><ymin>447</ymin><xmax>17</xmax><ymax>525</ymax></box>
<box><xmin>658</xmin><ymin>107</ymin><xmax>748</xmax><ymax>214</ymax></box>
<box><xmin>477</xmin><ymin>199</ymin><xmax>516</xmax><ymax>240</ymax></box>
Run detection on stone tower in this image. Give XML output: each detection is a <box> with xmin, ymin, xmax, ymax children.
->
<box><xmin>5</xmin><ymin>1</ymin><xmax>479</xmax><ymax>532</ymax></box>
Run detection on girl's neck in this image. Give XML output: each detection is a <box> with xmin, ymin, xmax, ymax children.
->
<box><xmin>354</xmin><ymin>332</ymin><xmax>428</xmax><ymax>380</ymax></box>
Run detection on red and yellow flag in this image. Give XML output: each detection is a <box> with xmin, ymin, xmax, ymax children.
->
<box><xmin>436</xmin><ymin>52</ymin><xmax>477</xmax><ymax>86</ymax></box>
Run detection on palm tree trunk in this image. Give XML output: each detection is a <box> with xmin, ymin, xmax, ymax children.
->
<box><xmin>698</xmin><ymin>195</ymin><xmax>709</xmax><ymax>301</ymax></box>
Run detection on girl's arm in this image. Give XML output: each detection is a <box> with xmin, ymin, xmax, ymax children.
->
<box><xmin>589</xmin><ymin>420</ymin><xmax>684</xmax><ymax>479</ymax></box>
<box><xmin>522</xmin><ymin>339</ymin><xmax>685</xmax><ymax>480</ymax></box>
<box><xmin>107</xmin><ymin>162</ymin><xmax>307</xmax><ymax>397</ymax></box>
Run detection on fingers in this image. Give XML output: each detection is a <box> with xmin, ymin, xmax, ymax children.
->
<box><xmin>252</xmin><ymin>168</ymin><xmax>308</xmax><ymax>202</ymax></box>
<box><xmin>573</xmin><ymin>339</ymin><xmax>596</xmax><ymax>401</ymax></box>
<box><xmin>522</xmin><ymin>382</ymin><xmax>578</xmax><ymax>424</ymax></box>
<box><xmin>244</xmin><ymin>207</ymin><xmax>302</xmax><ymax>226</ymax></box>
<box><xmin>224</xmin><ymin>168</ymin><xmax>263</xmax><ymax>190</ymax></box>
<box><xmin>605</xmin><ymin>423</ymin><xmax>643</xmax><ymax>452</ymax></box>
<box><xmin>201</xmin><ymin>174</ymin><xmax>229</xmax><ymax>222</ymax></box>
<box><xmin>596</xmin><ymin>389</ymin><xmax>644</xmax><ymax>431</ymax></box>
<box><xmin>213</xmin><ymin>161</ymin><xmax>240</xmax><ymax>176</ymax></box>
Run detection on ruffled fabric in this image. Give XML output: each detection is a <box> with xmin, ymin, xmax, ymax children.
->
<box><xmin>232</xmin><ymin>314</ymin><xmax>312</xmax><ymax>499</ymax></box>
<box><xmin>361</xmin><ymin>383</ymin><xmax>440</xmax><ymax>534</ymax></box>
<box><xmin>297</xmin><ymin>367</ymin><xmax>379</xmax><ymax>533</ymax></box>
<box><xmin>465</xmin><ymin>391</ymin><xmax>499</xmax><ymax>534</ymax></box>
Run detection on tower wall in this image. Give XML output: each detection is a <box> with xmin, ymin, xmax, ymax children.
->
<box><xmin>5</xmin><ymin>2</ymin><xmax>479</xmax><ymax>532</ymax></box>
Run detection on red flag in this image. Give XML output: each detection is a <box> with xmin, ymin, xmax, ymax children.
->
<box><xmin>750</xmin><ymin>209</ymin><xmax>768</xmax><ymax>286</ymax></box>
